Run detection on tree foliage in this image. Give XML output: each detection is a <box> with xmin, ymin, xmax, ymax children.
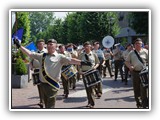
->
<box><xmin>15</xmin><ymin>58</ymin><xmax>27</xmax><ymax>75</ymax></box>
<box><xmin>60</xmin><ymin>12</ymin><xmax>120</xmax><ymax>44</ymax></box>
<box><xmin>12</xmin><ymin>12</ymin><xmax>31</xmax><ymax>45</ymax></box>
<box><xmin>29</xmin><ymin>12</ymin><xmax>55</xmax><ymax>40</ymax></box>
<box><xmin>128</xmin><ymin>12</ymin><xmax>149</xmax><ymax>35</ymax></box>
<box><xmin>29</xmin><ymin>12</ymin><xmax>120</xmax><ymax>45</ymax></box>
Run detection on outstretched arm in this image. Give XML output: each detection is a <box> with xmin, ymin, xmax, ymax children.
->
<box><xmin>69</xmin><ymin>58</ymin><xmax>92</xmax><ymax>66</ymax></box>
<box><xmin>14</xmin><ymin>38</ymin><xmax>32</xmax><ymax>58</ymax></box>
<box><xmin>20</xmin><ymin>46</ymin><xmax>32</xmax><ymax>58</ymax></box>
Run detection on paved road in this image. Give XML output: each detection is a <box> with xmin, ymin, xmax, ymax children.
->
<box><xmin>11</xmin><ymin>75</ymin><xmax>137</xmax><ymax>109</ymax></box>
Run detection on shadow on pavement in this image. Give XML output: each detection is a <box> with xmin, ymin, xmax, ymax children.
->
<box><xmin>63</xmin><ymin>97</ymin><xmax>87</xmax><ymax>103</ymax></box>
<box><xmin>11</xmin><ymin>103</ymin><xmax>40</xmax><ymax>109</ymax></box>
<box><xmin>104</xmin><ymin>95</ymin><xmax>135</xmax><ymax>102</ymax></box>
<box><xmin>112</xmin><ymin>88</ymin><xmax>133</xmax><ymax>94</ymax></box>
<box><xmin>28</xmin><ymin>96</ymin><xmax>39</xmax><ymax>99</ymax></box>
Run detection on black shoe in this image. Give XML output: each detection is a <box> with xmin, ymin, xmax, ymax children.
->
<box><xmin>86</xmin><ymin>104</ymin><xmax>91</xmax><ymax>107</ymax></box>
<box><xmin>110</xmin><ymin>75</ymin><xmax>114</xmax><ymax>77</ymax></box>
<box><xmin>136</xmin><ymin>102</ymin><xmax>142</xmax><ymax>108</ymax></box>
<box><xmin>96</xmin><ymin>93</ymin><xmax>102</xmax><ymax>99</ymax></box>
<box><xmin>89</xmin><ymin>105</ymin><xmax>94</xmax><ymax>108</ymax></box>
<box><xmin>72</xmin><ymin>86</ymin><xmax>76</xmax><ymax>90</ymax></box>
<box><xmin>114</xmin><ymin>79</ymin><xmax>117</xmax><ymax>81</ymax></box>
<box><xmin>64</xmin><ymin>94</ymin><xmax>68</xmax><ymax>99</ymax></box>
<box><xmin>37</xmin><ymin>103</ymin><xmax>43</xmax><ymax>108</ymax></box>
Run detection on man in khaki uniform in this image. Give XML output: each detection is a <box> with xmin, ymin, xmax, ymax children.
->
<box><xmin>125</xmin><ymin>38</ymin><xmax>148</xmax><ymax>108</ymax></box>
<box><xmin>59</xmin><ymin>44</ymin><xmax>72</xmax><ymax>98</ymax></box>
<box><xmin>30</xmin><ymin>39</ymin><xmax>47</xmax><ymax>108</ymax></box>
<box><xmin>79</xmin><ymin>41</ymin><xmax>100</xmax><ymax>108</ymax></box>
<box><xmin>113</xmin><ymin>43</ymin><xmax>124</xmax><ymax>82</ymax></box>
<box><xmin>14</xmin><ymin>39</ymin><xmax>91</xmax><ymax>108</ymax></box>
<box><xmin>92</xmin><ymin>41</ymin><xmax>104</xmax><ymax>98</ymax></box>
<box><xmin>103</xmin><ymin>48</ymin><xmax>114</xmax><ymax>78</ymax></box>
<box><xmin>66</xmin><ymin>43</ymin><xmax>78</xmax><ymax>89</ymax></box>
<box><xmin>122</xmin><ymin>43</ymin><xmax>134</xmax><ymax>85</ymax></box>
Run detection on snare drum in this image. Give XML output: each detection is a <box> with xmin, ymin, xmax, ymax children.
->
<box><xmin>61</xmin><ymin>65</ymin><xmax>78</xmax><ymax>80</ymax></box>
<box><xmin>83</xmin><ymin>69</ymin><xmax>102</xmax><ymax>88</ymax></box>
<box><xmin>139</xmin><ymin>68</ymin><xmax>148</xmax><ymax>88</ymax></box>
<box><xmin>32</xmin><ymin>72</ymin><xmax>41</xmax><ymax>85</ymax></box>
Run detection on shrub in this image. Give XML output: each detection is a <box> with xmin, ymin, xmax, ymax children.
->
<box><xmin>15</xmin><ymin>58</ymin><xmax>27</xmax><ymax>75</ymax></box>
<box><xmin>16</xmin><ymin>50</ymin><xmax>27</xmax><ymax>60</ymax></box>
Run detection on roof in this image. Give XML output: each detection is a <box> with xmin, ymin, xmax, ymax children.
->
<box><xmin>115</xmin><ymin>27</ymin><xmax>136</xmax><ymax>38</ymax></box>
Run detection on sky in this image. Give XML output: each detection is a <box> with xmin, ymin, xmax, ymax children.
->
<box><xmin>54</xmin><ymin>12</ymin><xmax>68</xmax><ymax>19</ymax></box>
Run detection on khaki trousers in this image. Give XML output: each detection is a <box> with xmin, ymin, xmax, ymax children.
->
<box><xmin>41</xmin><ymin>83</ymin><xmax>58</xmax><ymax>108</ymax></box>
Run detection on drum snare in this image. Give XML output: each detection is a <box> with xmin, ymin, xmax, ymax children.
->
<box><xmin>139</xmin><ymin>68</ymin><xmax>148</xmax><ymax>88</ymax></box>
<box><xmin>61</xmin><ymin>65</ymin><xmax>78</xmax><ymax>80</ymax></box>
<box><xmin>83</xmin><ymin>69</ymin><xmax>102</xmax><ymax>88</ymax></box>
<box><xmin>32</xmin><ymin>72</ymin><xmax>41</xmax><ymax>85</ymax></box>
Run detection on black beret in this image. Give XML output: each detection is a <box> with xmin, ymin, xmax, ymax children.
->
<box><xmin>133</xmin><ymin>38</ymin><xmax>142</xmax><ymax>44</ymax></box>
<box><xmin>83</xmin><ymin>41</ymin><xmax>91</xmax><ymax>47</ymax></box>
<box><xmin>47</xmin><ymin>39</ymin><xmax>57</xmax><ymax>44</ymax></box>
<box><xmin>36</xmin><ymin>39</ymin><xmax>45</xmax><ymax>44</ymax></box>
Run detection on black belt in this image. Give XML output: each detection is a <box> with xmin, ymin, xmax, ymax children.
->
<box><xmin>34</xmin><ymin>68</ymin><xmax>39</xmax><ymax>73</ymax></box>
<box><xmin>133</xmin><ymin>70</ymin><xmax>141</xmax><ymax>73</ymax></box>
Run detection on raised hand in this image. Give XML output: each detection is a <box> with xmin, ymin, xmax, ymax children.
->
<box><xmin>13</xmin><ymin>37</ymin><xmax>21</xmax><ymax>48</ymax></box>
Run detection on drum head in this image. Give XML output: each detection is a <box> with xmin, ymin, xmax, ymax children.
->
<box><xmin>102</xmin><ymin>36</ymin><xmax>114</xmax><ymax>48</ymax></box>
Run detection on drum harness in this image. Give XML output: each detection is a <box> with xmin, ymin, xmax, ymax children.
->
<box><xmin>41</xmin><ymin>53</ymin><xmax>60</xmax><ymax>90</ymax></box>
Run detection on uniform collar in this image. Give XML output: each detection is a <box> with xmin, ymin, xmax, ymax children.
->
<box><xmin>84</xmin><ymin>51</ymin><xmax>92</xmax><ymax>56</ymax></box>
<box><xmin>37</xmin><ymin>48</ymin><xmax>46</xmax><ymax>53</ymax></box>
<box><xmin>47</xmin><ymin>51</ymin><xmax>58</xmax><ymax>56</ymax></box>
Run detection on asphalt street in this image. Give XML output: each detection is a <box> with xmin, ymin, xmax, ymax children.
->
<box><xmin>11</xmin><ymin>74</ymin><xmax>139</xmax><ymax>110</ymax></box>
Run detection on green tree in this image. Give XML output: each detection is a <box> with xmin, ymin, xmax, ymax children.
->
<box><xmin>128</xmin><ymin>12</ymin><xmax>149</xmax><ymax>35</ymax></box>
<box><xmin>63</xmin><ymin>12</ymin><xmax>120</xmax><ymax>44</ymax></box>
<box><xmin>12</xmin><ymin>12</ymin><xmax>31</xmax><ymax>45</ymax></box>
<box><xmin>29</xmin><ymin>12</ymin><xmax>55</xmax><ymax>40</ymax></box>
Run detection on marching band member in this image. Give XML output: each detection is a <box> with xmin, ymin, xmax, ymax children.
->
<box><xmin>14</xmin><ymin>38</ymin><xmax>92</xmax><ymax>108</ymax></box>
<box><xmin>59</xmin><ymin>44</ymin><xmax>72</xmax><ymax>98</ymax></box>
<box><xmin>79</xmin><ymin>41</ymin><xmax>100</xmax><ymax>108</ymax></box>
<box><xmin>30</xmin><ymin>39</ymin><xmax>47</xmax><ymax>108</ymax></box>
<box><xmin>113</xmin><ymin>43</ymin><xmax>124</xmax><ymax>82</ymax></box>
<box><xmin>66</xmin><ymin>43</ymin><xmax>78</xmax><ymax>89</ymax></box>
<box><xmin>125</xmin><ymin>38</ymin><xmax>148</xmax><ymax>108</ymax></box>
<box><xmin>122</xmin><ymin>43</ymin><xmax>134</xmax><ymax>85</ymax></box>
<box><xmin>103</xmin><ymin>47</ymin><xmax>114</xmax><ymax>78</ymax></box>
<box><xmin>92</xmin><ymin>41</ymin><xmax>104</xmax><ymax>98</ymax></box>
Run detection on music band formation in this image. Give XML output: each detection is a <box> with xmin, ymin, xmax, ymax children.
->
<box><xmin>13</xmin><ymin>37</ymin><xmax>149</xmax><ymax>109</ymax></box>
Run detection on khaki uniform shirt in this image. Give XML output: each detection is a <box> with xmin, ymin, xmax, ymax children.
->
<box><xmin>113</xmin><ymin>48</ymin><xmax>123</xmax><ymax>60</ymax></box>
<box><xmin>78</xmin><ymin>51</ymin><xmax>100</xmax><ymax>72</ymax></box>
<box><xmin>32</xmin><ymin>48</ymin><xmax>47</xmax><ymax>68</ymax></box>
<box><xmin>122</xmin><ymin>49</ymin><xmax>130</xmax><ymax>61</ymax></box>
<box><xmin>103</xmin><ymin>49</ymin><xmax>111</xmax><ymax>60</ymax></box>
<box><xmin>126</xmin><ymin>48</ymin><xmax>148</xmax><ymax>71</ymax></box>
<box><xmin>59</xmin><ymin>51</ymin><xmax>71</xmax><ymax>66</ymax></box>
<box><xmin>31</xmin><ymin>51</ymin><xmax>71</xmax><ymax>83</ymax></box>
<box><xmin>70</xmin><ymin>50</ymin><xmax>78</xmax><ymax>58</ymax></box>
